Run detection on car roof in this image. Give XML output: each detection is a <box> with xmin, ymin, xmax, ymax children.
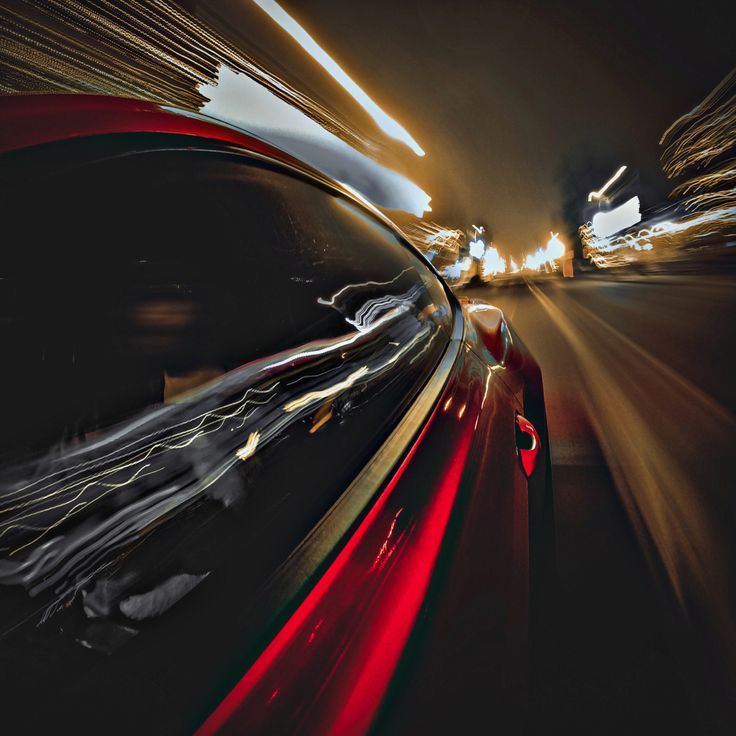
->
<box><xmin>0</xmin><ymin>93</ymin><xmax>302</xmax><ymax>165</ymax></box>
<box><xmin>2</xmin><ymin>93</ymin><xmax>407</xmax><ymax>224</ymax></box>
<box><xmin>0</xmin><ymin>93</ymin><xmax>435</xmax><ymax>266</ymax></box>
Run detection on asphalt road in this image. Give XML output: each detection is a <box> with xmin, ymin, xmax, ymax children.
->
<box><xmin>463</xmin><ymin>271</ymin><xmax>736</xmax><ymax>734</ymax></box>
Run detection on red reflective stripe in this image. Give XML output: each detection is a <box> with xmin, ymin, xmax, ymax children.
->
<box><xmin>329</xmin><ymin>421</ymin><xmax>475</xmax><ymax>734</ymax></box>
<box><xmin>197</xmin><ymin>386</ymin><xmax>475</xmax><ymax>735</ymax></box>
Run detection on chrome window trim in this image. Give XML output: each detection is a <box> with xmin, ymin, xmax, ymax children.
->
<box><xmin>262</xmin><ymin>297</ymin><xmax>463</xmax><ymax>611</ymax></box>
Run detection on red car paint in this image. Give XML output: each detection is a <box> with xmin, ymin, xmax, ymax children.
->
<box><xmin>198</xmin><ymin>381</ymin><xmax>473</xmax><ymax>734</ymax></box>
<box><xmin>0</xmin><ymin>94</ymin><xmax>296</xmax><ymax>166</ymax></box>
<box><xmin>199</xmin><ymin>348</ymin><xmax>531</xmax><ymax>734</ymax></box>
<box><xmin>516</xmin><ymin>414</ymin><xmax>541</xmax><ymax>478</ymax></box>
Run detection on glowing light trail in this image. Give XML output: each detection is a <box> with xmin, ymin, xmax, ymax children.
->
<box><xmin>283</xmin><ymin>367</ymin><xmax>370</xmax><ymax>412</ymax></box>
<box><xmin>587</xmin><ymin>165</ymin><xmax>627</xmax><ymax>202</ymax></box>
<box><xmin>197</xmin><ymin>66</ymin><xmax>431</xmax><ymax>215</ymax></box>
<box><xmin>236</xmin><ymin>431</ymin><xmax>261</xmax><ymax>461</ymax></box>
<box><xmin>251</xmin><ymin>0</ymin><xmax>425</xmax><ymax>156</ymax></box>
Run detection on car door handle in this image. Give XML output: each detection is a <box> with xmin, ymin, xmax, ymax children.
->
<box><xmin>515</xmin><ymin>414</ymin><xmax>540</xmax><ymax>478</ymax></box>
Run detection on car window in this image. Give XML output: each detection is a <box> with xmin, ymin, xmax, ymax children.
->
<box><xmin>0</xmin><ymin>139</ymin><xmax>452</xmax><ymax>732</ymax></box>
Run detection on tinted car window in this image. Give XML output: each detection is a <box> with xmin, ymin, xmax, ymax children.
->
<box><xmin>0</xmin><ymin>139</ymin><xmax>452</xmax><ymax>732</ymax></box>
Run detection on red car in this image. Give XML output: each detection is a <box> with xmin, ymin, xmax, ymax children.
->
<box><xmin>0</xmin><ymin>95</ymin><xmax>553</xmax><ymax>734</ymax></box>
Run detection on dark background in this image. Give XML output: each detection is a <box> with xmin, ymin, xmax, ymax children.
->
<box><xmin>200</xmin><ymin>0</ymin><xmax>736</xmax><ymax>253</ymax></box>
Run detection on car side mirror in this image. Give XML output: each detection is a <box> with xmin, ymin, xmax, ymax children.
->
<box><xmin>460</xmin><ymin>299</ymin><xmax>522</xmax><ymax>368</ymax></box>
<box><xmin>467</xmin><ymin>303</ymin><xmax>507</xmax><ymax>363</ymax></box>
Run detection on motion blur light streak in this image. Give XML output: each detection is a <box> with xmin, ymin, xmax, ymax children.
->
<box><xmin>283</xmin><ymin>366</ymin><xmax>369</xmax><ymax>412</ymax></box>
<box><xmin>672</xmin><ymin>162</ymin><xmax>736</xmax><ymax>208</ymax></box>
<box><xmin>316</xmin><ymin>268</ymin><xmax>414</xmax><ymax>310</ymax></box>
<box><xmin>526</xmin><ymin>281</ymin><xmax>736</xmax><ymax>662</ymax></box>
<box><xmin>661</xmin><ymin>67</ymin><xmax>736</xmax><ymax>229</ymax></box>
<box><xmin>582</xmin><ymin>205</ymin><xmax>736</xmax><ymax>267</ymax></box>
<box><xmin>0</xmin><ymin>275</ymin><xmax>439</xmax><ymax>605</ymax></box>
<box><xmin>235</xmin><ymin>431</ymin><xmax>261</xmax><ymax>461</ymax></box>
<box><xmin>0</xmin><ymin>0</ymin><xmax>433</xmax><ymax>214</ymax></box>
<box><xmin>196</xmin><ymin>66</ymin><xmax>431</xmax><ymax>215</ymax></box>
<box><xmin>661</xmin><ymin>68</ymin><xmax>736</xmax><ymax>178</ymax></box>
<box><xmin>442</xmin><ymin>256</ymin><xmax>473</xmax><ymax>280</ymax></box>
<box><xmin>582</xmin><ymin>69</ymin><xmax>736</xmax><ymax>269</ymax></box>
<box><xmin>406</xmin><ymin>222</ymin><xmax>463</xmax><ymax>255</ymax></box>
<box><xmin>577</xmin><ymin>67</ymin><xmax>736</xmax><ymax>268</ymax></box>
<box><xmin>587</xmin><ymin>165</ymin><xmax>628</xmax><ymax>202</ymax></box>
<box><xmin>440</xmin><ymin>231</ymin><xmax>568</xmax><ymax>283</ymax></box>
<box><xmin>545</xmin><ymin>232</ymin><xmax>566</xmax><ymax>260</ymax></box>
<box><xmin>468</xmin><ymin>238</ymin><xmax>485</xmax><ymax>259</ymax></box>
<box><xmin>251</xmin><ymin>0</ymin><xmax>424</xmax><ymax>156</ymax></box>
<box><xmin>522</xmin><ymin>232</ymin><xmax>566</xmax><ymax>271</ymax></box>
<box><xmin>0</xmin><ymin>0</ymin><xmax>368</xmax><ymax>151</ymax></box>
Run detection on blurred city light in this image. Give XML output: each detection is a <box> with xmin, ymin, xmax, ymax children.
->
<box><xmin>591</xmin><ymin>196</ymin><xmax>642</xmax><ymax>238</ymax></box>
<box><xmin>469</xmin><ymin>238</ymin><xmax>486</xmax><ymax>259</ymax></box>
<box><xmin>442</xmin><ymin>256</ymin><xmax>473</xmax><ymax>280</ymax></box>
<box><xmin>522</xmin><ymin>232</ymin><xmax>566</xmax><ymax>270</ymax></box>
<box><xmin>403</xmin><ymin>221</ymin><xmax>463</xmax><ymax>267</ymax></box>
<box><xmin>583</xmin><ymin>67</ymin><xmax>735</xmax><ymax>269</ymax></box>
<box><xmin>480</xmin><ymin>245</ymin><xmax>507</xmax><ymax>278</ymax></box>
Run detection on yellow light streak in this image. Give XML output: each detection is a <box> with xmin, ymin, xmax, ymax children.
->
<box><xmin>251</xmin><ymin>0</ymin><xmax>425</xmax><ymax>156</ymax></box>
<box><xmin>309</xmin><ymin>405</ymin><xmax>334</xmax><ymax>434</ymax></box>
<box><xmin>283</xmin><ymin>366</ymin><xmax>369</xmax><ymax>412</ymax></box>
<box><xmin>235</xmin><ymin>431</ymin><xmax>261</xmax><ymax>461</ymax></box>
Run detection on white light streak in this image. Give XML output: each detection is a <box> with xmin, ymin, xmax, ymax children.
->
<box><xmin>196</xmin><ymin>66</ymin><xmax>431</xmax><ymax>215</ymax></box>
<box><xmin>283</xmin><ymin>366</ymin><xmax>369</xmax><ymax>412</ymax></box>
<box><xmin>442</xmin><ymin>257</ymin><xmax>473</xmax><ymax>280</ymax></box>
<box><xmin>251</xmin><ymin>0</ymin><xmax>424</xmax><ymax>156</ymax></box>
<box><xmin>588</xmin><ymin>165</ymin><xmax>627</xmax><ymax>202</ymax></box>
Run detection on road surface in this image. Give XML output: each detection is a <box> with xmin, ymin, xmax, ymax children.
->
<box><xmin>463</xmin><ymin>271</ymin><xmax>736</xmax><ymax>734</ymax></box>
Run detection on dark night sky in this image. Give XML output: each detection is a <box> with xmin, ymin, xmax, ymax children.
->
<box><xmin>206</xmin><ymin>0</ymin><xmax>735</xmax><ymax>254</ymax></box>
